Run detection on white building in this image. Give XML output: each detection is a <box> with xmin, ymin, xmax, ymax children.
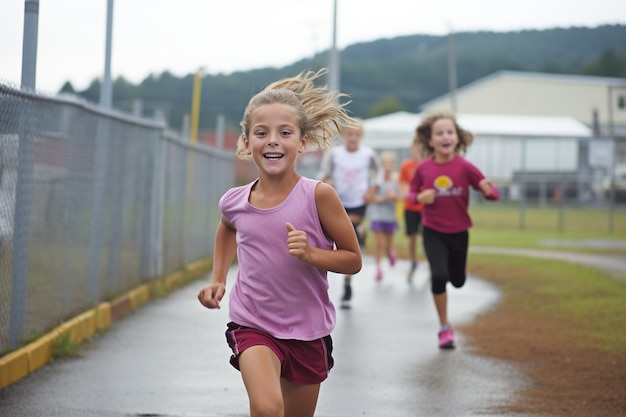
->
<box><xmin>420</xmin><ymin>71</ymin><xmax>626</xmax><ymax>157</ymax></box>
<box><xmin>362</xmin><ymin>111</ymin><xmax>613</xmax><ymax>201</ymax></box>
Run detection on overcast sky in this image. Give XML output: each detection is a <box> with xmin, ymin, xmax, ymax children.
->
<box><xmin>1</xmin><ymin>0</ymin><xmax>625</xmax><ymax>93</ymax></box>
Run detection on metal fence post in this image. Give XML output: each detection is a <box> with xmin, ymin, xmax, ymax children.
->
<box><xmin>608</xmin><ymin>173</ymin><xmax>615</xmax><ymax>234</ymax></box>
<box><xmin>8</xmin><ymin>0</ymin><xmax>40</xmax><ymax>350</ymax></box>
<box><xmin>558</xmin><ymin>179</ymin><xmax>566</xmax><ymax>232</ymax></box>
<box><xmin>518</xmin><ymin>138</ymin><xmax>527</xmax><ymax>230</ymax></box>
<box><xmin>141</xmin><ymin>129</ymin><xmax>165</xmax><ymax>280</ymax></box>
<box><xmin>151</xmin><ymin>134</ymin><xmax>165</xmax><ymax>278</ymax></box>
<box><xmin>8</xmin><ymin>102</ymin><xmax>34</xmax><ymax>349</ymax></box>
<box><xmin>107</xmin><ymin>124</ymin><xmax>123</xmax><ymax>291</ymax></box>
<box><xmin>87</xmin><ymin>119</ymin><xmax>110</xmax><ymax>303</ymax></box>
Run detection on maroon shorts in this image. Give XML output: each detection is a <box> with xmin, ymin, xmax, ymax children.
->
<box><xmin>225</xmin><ymin>322</ymin><xmax>334</xmax><ymax>384</ymax></box>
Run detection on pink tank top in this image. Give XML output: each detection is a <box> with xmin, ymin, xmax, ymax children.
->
<box><xmin>219</xmin><ymin>177</ymin><xmax>335</xmax><ymax>340</ymax></box>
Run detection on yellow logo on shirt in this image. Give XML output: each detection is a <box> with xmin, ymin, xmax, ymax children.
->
<box><xmin>434</xmin><ymin>175</ymin><xmax>452</xmax><ymax>190</ymax></box>
<box><xmin>433</xmin><ymin>175</ymin><xmax>463</xmax><ymax>196</ymax></box>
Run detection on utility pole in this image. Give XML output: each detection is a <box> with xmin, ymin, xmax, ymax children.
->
<box><xmin>101</xmin><ymin>0</ymin><xmax>114</xmax><ymax>108</ymax></box>
<box><xmin>88</xmin><ymin>0</ymin><xmax>115</xmax><ymax>304</ymax></box>
<box><xmin>328</xmin><ymin>0</ymin><xmax>340</xmax><ymax>93</ymax></box>
<box><xmin>189</xmin><ymin>67</ymin><xmax>204</xmax><ymax>143</ymax></box>
<box><xmin>447</xmin><ymin>22</ymin><xmax>458</xmax><ymax>114</ymax></box>
<box><xmin>186</xmin><ymin>67</ymin><xmax>204</xmax><ymax>203</ymax></box>
<box><xmin>21</xmin><ymin>0</ymin><xmax>39</xmax><ymax>90</ymax></box>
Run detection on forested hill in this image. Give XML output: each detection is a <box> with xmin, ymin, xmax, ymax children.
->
<box><xmin>62</xmin><ymin>24</ymin><xmax>626</xmax><ymax>131</ymax></box>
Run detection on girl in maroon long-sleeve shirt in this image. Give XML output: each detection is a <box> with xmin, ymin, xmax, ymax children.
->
<box><xmin>409</xmin><ymin>111</ymin><xmax>499</xmax><ymax>349</ymax></box>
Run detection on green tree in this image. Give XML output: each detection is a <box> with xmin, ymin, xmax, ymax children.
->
<box><xmin>82</xmin><ymin>79</ymin><xmax>101</xmax><ymax>103</ymax></box>
<box><xmin>112</xmin><ymin>76</ymin><xmax>139</xmax><ymax>113</ymax></box>
<box><xmin>59</xmin><ymin>81</ymin><xmax>75</xmax><ymax>95</ymax></box>
<box><xmin>582</xmin><ymin>49</ymin><xmax>626</xmax><ymax>77</ymax></box>
<box><xmin>368</xmin><ymin>96</ymin><xmax>405</xmax><ymax>118</ymax></box>
<box><xmin>63</xmin><ymin>25</ymin><xmax>626</xmax><ymax>130</ymax></box>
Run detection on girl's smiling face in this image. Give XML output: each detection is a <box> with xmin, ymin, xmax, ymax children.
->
<box><xmin>245</xmin><ymin>103</ymin><xmax>307</xmax><ymax>175</ymax></box>
<box><xmin>429</xmin><ymin>118</ymin><xmax>459</xmax><ymax>162</ymax></box>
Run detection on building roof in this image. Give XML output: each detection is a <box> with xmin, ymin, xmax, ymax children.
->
<box><xmin>362</xmin><ymin>111</ymin><xmax>593</xmax><ymax>150</ymax></box>
<box><xmin>419</xmin><ymin>70</ymin><xmax>626</xmax><ymax>110</ymax></box>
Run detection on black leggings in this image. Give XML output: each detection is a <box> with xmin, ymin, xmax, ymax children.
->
<box><xmin>422</xmin><ymin>226</ymin><xmax>469</xmax><ymax>294</ymax></box>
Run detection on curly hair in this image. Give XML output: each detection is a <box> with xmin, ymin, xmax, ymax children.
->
<box><xmin>236</xmin><ymin>68</ymin><xmax>356</xmax><ymax>159</ymax></box>
<box><xmin>414</xmin><ymin>110</ymin><xmax>473</xmax><ymax>156</ymax></box>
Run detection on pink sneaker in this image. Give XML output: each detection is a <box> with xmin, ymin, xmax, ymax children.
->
<box><xmin>388</xmin><ymin>250</ymin><xmax>397</xmax><ymax>267</ymax></box>
<box><xmin>375</xmin><ymin>268</ymin><xmax>383</xmax><ymax>281</ymax></box>
<box><xmin>438</xmin><ymin>328</ymin><xmax>455</xmax><ymax>349</ymax></box>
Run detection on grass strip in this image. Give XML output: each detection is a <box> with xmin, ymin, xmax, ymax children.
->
<box><xmin>468</xmin><ymin>253</ymin><xmax>626</xmax><ymax>356</ymax></box>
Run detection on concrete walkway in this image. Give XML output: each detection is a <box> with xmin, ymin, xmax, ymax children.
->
<box><xmin>0</xmin><ymin>255</ymin><xmax>533</xmax><ymax>417</ymax></box>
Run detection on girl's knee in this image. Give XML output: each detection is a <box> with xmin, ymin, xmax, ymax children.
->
<box><xmin>450</xmin><ymin>274</ymin><xmax>466</xmax><ymax>288</ymax></box>
<box><xmin>250</xmin><ymin>395</ymin><xmax>284</xmax><ymax>417</ymax></box>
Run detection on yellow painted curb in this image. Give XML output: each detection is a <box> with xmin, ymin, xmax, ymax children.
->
<box><xmin>128</xmin><ymin>284</ymin><xmax>151</xmax><ymax>310</ymax></box>
<box><xmin>0</xmin><ymin>259</ymin><xmax>213</xmax><ymax>390</ymax></box>
<box><xmin>186</xmin><ymin>258</ymin><xmax>212</xmax><ymax>277</ymax></box>
<box><xmin>26</xmin><ymin>332</ymin><xmax>57</xmax><ymax>374</ymax></box>
<box><xmin>62</xmin><ymin>311</ymin><xmax>97</xmax><ymax>344</ymax></box>
<box><xmin>163</xmin><ymin>271</ymin><xmax>184</xmax><ymax>291</ymax></box>
<box><xmin>95</xmin><ymin>303</ymin><xmax>111</xmax><ymax>331</ymax></box>
<box><xmin>0</xmin><ymin>349</ymin><xmax>29</xmax><ymax>389</ymax></box>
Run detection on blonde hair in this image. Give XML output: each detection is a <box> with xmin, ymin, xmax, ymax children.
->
<box><xmin>414</xmin><ymin>110</ymin><xmax>474</xmax><ymax>156</ymax></box>
<box><xmin>236</xmin><ymin>68</ymin><xmax>356</xmax><ymax>159</ymax></box>
<box><xmin>380</xmin><ymin>150</ymin><xmax>397</xmax><ymax>166</ymax></box>
<box><xmin>339</xmin><ymin>117</ymin><xmax>364</xmax><ymax>137</ymax></box>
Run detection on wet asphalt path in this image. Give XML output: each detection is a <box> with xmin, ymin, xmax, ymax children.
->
<box><xmin>470</xmin><ymin>246</ymin><xmax>626</xmax><ymax>280</ymax></box>
<box><xmin>0</xmin><ymin>256</ymin><xmax>532</xmax><ymax>417</ymax></box>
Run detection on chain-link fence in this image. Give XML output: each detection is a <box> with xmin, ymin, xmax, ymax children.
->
<box><xmin>378</xmin><ymin>132</ymin><xmax>625</xmax><ymax>233</ymax></box>
<box><xmin>465</xmin><ymin>135</ymin><xmax>626</xmax><ymax>232</ymax></box>
<box><xmin>0</xmin><ymin>83</ymin><xmax>234</xmax><ymax>353</ymax></box>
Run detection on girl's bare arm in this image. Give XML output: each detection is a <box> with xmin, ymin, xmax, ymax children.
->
<box><xmin>197</xmin><ymin>218</ymin><xmax>237</xmax><ymax>309</ymax></box>
<box><xmin>286</xmin><ymin>182</ymin><xmax>361</xmax><ymax>275</ymax></box>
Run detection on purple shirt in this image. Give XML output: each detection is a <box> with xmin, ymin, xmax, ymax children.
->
<box><xmin>219</xmin><ymin>177</ymin><xmax>335</xmax><ymax>340</ymax></box>
<box><xmin>409</xmin><ymin>156</ymin><xmax>499</xmax><ymax>233</ymax></box>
